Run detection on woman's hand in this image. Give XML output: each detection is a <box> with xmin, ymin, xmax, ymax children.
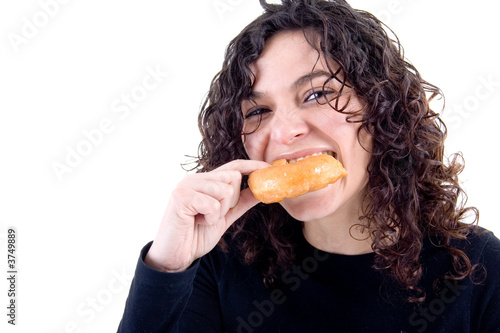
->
<box><xmin>145</xmin><ymin>159</ymin><xmax>270</xmax><ymax>273</ymax></box>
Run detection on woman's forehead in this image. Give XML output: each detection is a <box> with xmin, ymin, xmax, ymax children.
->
<box><xmin>248</xmin><ymin>31</ymin><xmax>343</xmax><ymax>90</ymax></box>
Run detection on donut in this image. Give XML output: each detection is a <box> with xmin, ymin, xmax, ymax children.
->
<box><xmin>248</xmin><ymin>154</ymin><xmax>347</xmax><ymax>204</ymax></box>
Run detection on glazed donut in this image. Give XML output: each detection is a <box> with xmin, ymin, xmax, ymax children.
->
<box><xmin>248</xmin><ymin>154</ymin><xmax>347</xmax><ymax>204</ymax></box>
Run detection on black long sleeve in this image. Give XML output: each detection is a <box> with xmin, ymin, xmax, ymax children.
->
<box><xmin>117</xmin><ymin>242</ymin><xmax>200</xmax><ymax>332</ymax></box>
<box><xmin>118</xmin><ymin>230</ymin><xmax>500</xmax><ymax>332</ymax></box>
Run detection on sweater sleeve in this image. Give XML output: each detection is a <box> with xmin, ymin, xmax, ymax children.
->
<box><xmin>472</xmin><ymin>231</ymin><xmax>500</xmax><ymax>333</ymax></box>
<box><xmin>117</xmin><ymin>242</ymin><xmax>200</xmax><ymax>333</ymax></box>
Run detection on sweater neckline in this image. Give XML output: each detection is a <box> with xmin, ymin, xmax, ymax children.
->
<box><xmin>297</xmin><ymin>229</ymin><xmax>376</xmax><ymax>263</ymax></box>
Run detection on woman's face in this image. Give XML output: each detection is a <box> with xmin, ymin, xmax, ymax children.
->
<box><xmin>241</xmin><ymin>30</ymin><xmax>372</xmax><ymax>223</ymax></box>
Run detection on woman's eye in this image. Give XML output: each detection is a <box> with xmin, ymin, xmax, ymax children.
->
<box><xmin>245</xmin><ymin>106</ymin><xmax>271</xmax><ymax>119</ymax></box>
<box><xmin>242</xmin><ymin>106</ymin><xmax>271</xmax><ymax>134</ymax></box>
<box><xmin>305</xmin><ymin>89</ymin><xmax>336</xmax><ymax>104</ymax></box>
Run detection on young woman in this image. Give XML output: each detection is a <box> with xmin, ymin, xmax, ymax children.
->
<box><xmin>118</xmin><ymin>1</ymin><xmax>500</xmax><ymax>332</ymax></box>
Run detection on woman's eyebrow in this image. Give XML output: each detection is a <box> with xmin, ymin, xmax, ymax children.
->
<box><xmin>292</xmin><ymin>70</ymin><xmax>331</xmax><ymax>89</ymax></box>
<box><xmin>246</xmin><ymin>91</ymin><xmax>265</xmax><ymax>100</ymax></box>
<box><xmin>244</xmin><ymin>70</ymin><xmax>333</xmax><ymax>101</ymax></box>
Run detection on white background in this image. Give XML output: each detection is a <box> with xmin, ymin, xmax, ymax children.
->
<box><xmin>0</xmin><ymin>1</ymin><xmax>499</xmax><ymax>332</ymax></box>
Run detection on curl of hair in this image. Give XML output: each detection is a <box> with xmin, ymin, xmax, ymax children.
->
<box><xmin>194</xmin><ymin>0</ymin><xmax>480</xmax><ymax>302</ymax></box>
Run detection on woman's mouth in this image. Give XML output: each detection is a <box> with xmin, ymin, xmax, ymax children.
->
<box><xmin>287</xmin><ymin>151</ymin><xmax>335</xmax><ymax>163</ymax></box>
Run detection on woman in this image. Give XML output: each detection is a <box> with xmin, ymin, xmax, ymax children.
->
<box><xmin>118</xmin><ymin>0</ymin><xmax>500</xmax><ymax>332</ymax></box>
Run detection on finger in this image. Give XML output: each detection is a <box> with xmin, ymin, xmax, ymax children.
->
<box><xmin>200</xmin><ymin>169</ymin><xmax>256</xmax><ymax>218</ymax></box>
<box><xmin>178</xmin><ymin>191</ymin><xmax>221</xmax><ymax>225</ymax></box>
<box><xmin>202</xmin><ymin>182</ymin><xmax>237</xmax><ymax>220</ymax></box>
<box><xmin>191</xmin><ymin>169</ymin><xmax>241</xmax><ymax>185</ymax></box>
<box><xmin>191</xmin><ymin>178</ymin><xmax>235</xmax><ymax>199</ymax></box>
<box><xmin>190</xmin><ymin>161</ymin><xmax>270</xmax><ymax>210</ymax></box>
<box><xmin>215</xmin><ymin>159</ymin><xmax>271</xmax><ymax>175</ymax></box>
<box><xmin>194</xmin><ymin>212</ymin><xmax>220</xmax><ymax>226</ymax></box>
<box><xmin>188</xmin><ymin>176</ymin><xmax>239</xmax><ymax>218</ymax></box>
<box><xmin>224</xmin><ymin>187</ymin><xmax>260</xmax><ymax>228</ymax></box>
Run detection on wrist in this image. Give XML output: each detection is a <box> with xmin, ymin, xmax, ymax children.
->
<box><xmin>144</xmin><ymin>249</ymin><xmax>192</xmax><ymax>273</ymax></box>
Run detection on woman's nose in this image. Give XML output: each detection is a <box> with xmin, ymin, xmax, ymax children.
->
<box><xmin>269</xmin><ymin>108</ymin><xmax>309</xmax><ymax>145</ymax></box>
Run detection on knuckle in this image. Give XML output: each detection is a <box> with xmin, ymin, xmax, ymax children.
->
<box><xmin>227</xmin><ymin>170</ymin><xmax>242</xmax><ymax>184</ymax></box>
<box><xmin>171</xmin><ymin>186</ymin><xmax>189</xmax><ymax>200</ymax></box>
<box><xmin>226</xmin><ymin>184</ymin><xmax>235</xmax><ymax>197</ymax></box>
<box><xmin>198</xmin><ymin>181</ymin><xmax>213</xmax><ymax>192</ymax></box>
<box><xmin>209</xmin><ymin>199</ymin><xmax>221</xmax><ymax>215</ymax></box>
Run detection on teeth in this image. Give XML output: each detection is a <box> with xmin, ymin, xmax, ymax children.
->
<box><xmin>288</xmin><ymin>151</ymin><xmax>334</xmax><ymax>164</ymax></box>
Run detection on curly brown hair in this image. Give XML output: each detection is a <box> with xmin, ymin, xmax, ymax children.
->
<box><xmin>194</xmin><ymin>0</ymin><xmax>479</xmax><ymax>302</ymax></box>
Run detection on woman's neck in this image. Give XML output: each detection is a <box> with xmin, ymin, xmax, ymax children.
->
<box><xmin>302</xmin><ymin>201</ymin><xmax>373</xmax><ymax>255</ymax></box>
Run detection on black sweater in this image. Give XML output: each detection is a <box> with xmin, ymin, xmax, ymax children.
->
<box><xmin>118</xmin><ymin>229</ymin><xmax>500</xmax><ymax>332</ymax></box>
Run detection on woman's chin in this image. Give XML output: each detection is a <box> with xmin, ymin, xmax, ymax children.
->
<box><xmin>279</xmin><ymin>186</ymin><xmax>341</xmax><ymax>222</ymax></box>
